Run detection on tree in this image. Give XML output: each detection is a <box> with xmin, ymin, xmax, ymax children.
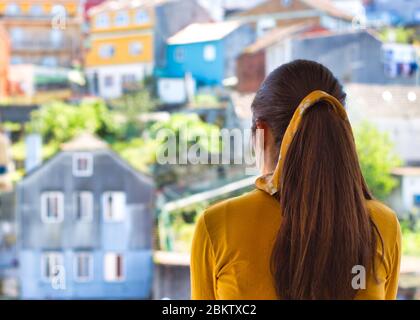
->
<box><xmin>110</xmin><ymin>84</ymin><xmax>158</xmax><ymax>139</ymax></box>
<box><xmin>354</xmin><ymin>121</ymin><xmax>401</xmax><ymax>200</ymax></box>
<box><xmin>146</xmin><ymin>113</ymin><xmax>222</xmax><ymax>188</ymax></box>
<box><xmin>27</xmin><ymin>98</ymin><xmax>120</xmax><ymax>146</ymax></box>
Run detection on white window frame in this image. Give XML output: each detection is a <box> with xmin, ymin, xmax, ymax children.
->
<box><xmin>74</xmin><ymin>252</ymin><xmax>94</xmax><ymax>282</ymax></box>
<box><xmin>103</xmin><ymin>253</ymin><xmax>125</xmax><ymax>282</ymax></box>
<box><xmin>42</xmin><ymin>56</ymin><xmax>58</xmax><ymax>67</ymax></box>
<box><xmin>114</xmin><ymin>10</ymin><xmax>129</xmax><ymax>27</ymax></box>
<box><xmin>5</xmin><ymin>3</ymin><xmax>20</xmax><ymax>16</ymax></box>
<box><xmin>102</xmin><ymin>192</ymin><xmax>126</xmax><ymax>223</ymax></box>
<box><xmin>96</xmin><ymin>13</ymin><xmax>110</xmax><ymax>29</ymax></box>
<box><xmin>30</xmin><ymin>4</ymin><xmax>44</xmax><ymax>16</ymax></box>
<box><xmin>104</xmin><ymin>75</ymin><xmax>114</xmax><ymax>88</ymax></box>
<box><xmin>74</xmin><ymin>191</ymin><xmax>94</xmax><ymax>222</ymax></box>
<box><xmin>50</xmin><ymin>29</ymin><xmax>63</xmax><ymax>47</ymax></box>
<box><xmin>41</xmin><ymin>252</ymin><xmax>64</xmax><ymax>282</ymax></box>
<box><xmin>51</xmin><ymin>4</ymin><xmax>66</xmax><ymax>17</ymax></box>
<box><xmin>203</xmin><ymin>44</ymin><xmax>217</xmax><ymax>62</ymax></box>
<box><xmin>10</xmin><ymin>27</ymin><xmax>23</xmax><ymax>44</ymax></box>
<box><xmin>99</xmin><ymin>44</ymin><xmax>115</xmax><ymax>59</ymax></box>
<box><xmin>121</xmin><ymin>74</ymin><xmax>137</xmax><ymax>85</ymax></box>
<box><xmin>129</xmin><ymin>41</ymin><xmax>143</xmax><ymax>56</ymax></box>
<box><xmin>135</xmin><ymin>10</ymin><xmax>150</xmax><ymax>24</ymax></box>
<box><xmin>41</xmin><ymin>192</ymin><xmax>64</xmax><ymax>223</ymax></box>
<box><xmin>72</xmin><ymin>153</ymin><xmax>93</xmax><ymax>177</ymax></box>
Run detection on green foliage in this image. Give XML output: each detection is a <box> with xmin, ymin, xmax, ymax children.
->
<box><xmin>169</xmin><ymin>202</ymin><xmax>209</xmax><ymax>252</ymax></box>
<box><xmin>401</xmin><ymin>220</ymin><xmax>420</xmax><ymax>256</ymax></box>
<box><xmin>148</xmin><ymin>113</ymin><xmax>222</xmax><ymax>155</ymax></box>
<box><xmin>27</xmin><ymin>99</ymin><xmax>120</xmax><ymax>144</ymax></box>
<box><xmin>190</xmin><ymin>94</ymin><xmax>221</xmax><ymax>108</ymax></box>
<box><xmin>2</xmin><ymin>122</ymin><xmax>21</xmax><ymax>133</ymax></box>
<box><xmin>354</xmin><ymin>121</ymin><xmax>401</xmax><ymax>200</ymax></box>
<box><xmin>110</xmin><ymin>87</ymin><xmax>158</xmax><ymax>138</ymax></box>
<box><xmin>112</xmin><ymin>138</ymin><xmax>160</xmax><ymax>173</ymax></box>
<box><xmin>380</xmin><ymin>27</ymin><xmax>416</xmax><ymax>43</ymax></box>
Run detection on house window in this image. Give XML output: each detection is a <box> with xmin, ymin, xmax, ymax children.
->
<box><xmin>135</xmin><ymin>10</ymin><xmax>150</xmax><ymax>24</ymax></box>
<box><xmin>104</xmin><ymin>253</ymin><xmax>124</xmax><ymax>282</ymax></box>
<box><xmin>50</xmin><ymin>29</ymin><xmax>63</xmax><ymax>47</ymax></box>
<box><xmin>174</xmin><ymin>47</ymin><xmax>185</xmax><ymax>63</ymax></box>
<box><xmin>203</xmin><ymin>45</ymin><xmax>216</xmax><ymax>62</ymax></box>
<box><xmin>414</xmin><ymin>194</ymin><xmax>420</xmax><ymax>207</ymax></box>
<box><xmin>73</xmin><ymin>153</ymin><xmax>93</xmax><ymax>177</ymax></box>
<box><xmin>282</xmin><ymin>0</ymin><xmax>292</xmax><ymax>7</ymax></box>
<box><xmin>129</xmin><ymin>42</ymin><xmax>143</xmax><ymax>56</ymax></box>
<box><xmin>30</xmin><ymin>4</ymin><xmax>43</xmax><ymax>16</ymax></box>
<box><xmin>74</xmin><ymin>253</ymin><xmax>93</xmax><ymax>282</ymax></box>
<box><xmin>42</xmin><ymin>56</ymin><xmax>58</xmax><ymax>67</ymax></box>
<box><xmin>122</xmin><ymin>74</ymin><xmax>137</xmax><ymax>88</ymax></box>
<box><xmin>41</xmin><ymin>192</ymin><xmax>64</xmax><ymax>223</ymax></box>
<box><xmin>51</xmin><ymin>4</ymin><xmax>66</xmax><ymax>17</ymax></box>
<box><xmin>99</xmin><ymin>44</ymin><xmax>115</xmax><ymax>58</ymax></box>
<box><xmin>96</xmin><ymin>13</ymin><xmax>110</xmax><ymax>28</ymax></box>
<box><xmin>74</xmin><ymin>192</ymin><xmax>93</xmax><ymax>221</ymax></box>
<box><xmin>5</xmin><ymin>3</ymin><xmax>20</xmax><ymax>16</ymax></box>
<box><xmin>41</xmin><ymin>252</ymin><xmax>64</xmax><ymax>281</ymax></box>
<box><xmin>10</xmin><ymin>56</ymin><xmax>23</xmax><ymax>65</ymax></box>
<box><xmin>9</xmin><ymin>27</ymin><xmax>23</xmax><ymax>44</ymax></box>
<box><xmin>115</xmin><ymin>11</ymin><xmax>129</xmax><ymax>27</ymax></box>
<box><xmin>102</xmin><ymin>192</ymin><xmax>126</xmax><ymax>222</ymax></box>
<box><xmin>104</xmin><ymin>75</ymin><xmax>114</xmax><ymax>88</ymax></box>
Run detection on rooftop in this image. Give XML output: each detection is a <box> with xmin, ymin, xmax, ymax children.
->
<box><xmin>243</xmin><ymin>23</ymin><xmax>317</xmax><ymax>54</ymax></box>
<box><xmin>392</xmin><ymin>167</ymin><xmax>420</xmax><ymax>177</ymax></box>
<box><xmin>61</xmin><ymin>132</ymin><xmax>108</xmax><ymax>151</ymax></box>
<box><xmin>88</xmin><ymin>0</ymin><xmax>169</xmax><ymax>15</ymax></box>
<box><xmin>235</xmin><ymin>0</ymin><xmax>353</xmax><ymax>22</ymax></box>
<box><xmin>167</xmin><ymin>21</ymin><xmax>242</xmax><ymax>45</ymax></box>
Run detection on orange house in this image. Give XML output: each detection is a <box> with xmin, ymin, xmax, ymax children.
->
<box><xmin>0</xmin><ymin>25</ymin><xmax>10</xmax><ymax>99</ymax></box>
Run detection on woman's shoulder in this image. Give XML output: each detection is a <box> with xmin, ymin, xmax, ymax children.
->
<box><xmin>366</xmin><ymin>200</ymin><xmax>399</xmax><ymax>228</ymax></box>
<box><xmin>198</xmin><ymin>189</ymin><xmax>280</xmax><ymax>235</ymax></box>
<box><xmin>203</xmin><ymin>189</ymin><xmax>279</xmax><ymax>219</ymax></box>
<box><xmin>366</xmin><ymin>199</ymin><xmax>401</xmax><ymax>245</ymax></box>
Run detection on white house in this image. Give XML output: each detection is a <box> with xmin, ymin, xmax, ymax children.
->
<box><xmin>389</xmin><ymin>167</ymin><xmax>420</xmax><ymax>217</ymax></box>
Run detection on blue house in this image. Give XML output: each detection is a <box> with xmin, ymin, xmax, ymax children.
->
<box><xmin>161</xmin><ymin>21</ymin><xmax>255</xmax><ymax>86</ymax></box>
<box><xmin>17</xmin><ymin>133</ymin><xmax>155</xmax><ymax>299</ymax></box>
<box><xmin>364</xmin><ymin>0</ymin><xmax>420</xmax><ymax>26</ymax></box>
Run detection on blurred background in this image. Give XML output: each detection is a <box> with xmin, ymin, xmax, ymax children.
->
<box><xmin>0</xmin><ymin>0</ymin><xmax>420</xmax><ymax>300</ymax></box>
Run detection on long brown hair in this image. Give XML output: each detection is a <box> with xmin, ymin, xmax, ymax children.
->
<box><xmin>251</xmin><ymin>60</ymin><xmax>380</xmax><ymax>300</ymax></box>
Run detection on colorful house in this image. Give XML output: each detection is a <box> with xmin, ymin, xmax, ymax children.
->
<box><xmin>233</xmin><ymin>0</ymin><xmax>354</xmax><ymax>36</ymax></box>
<box><xmin>0</xmin><ymin>24</ymin><xmax>10</xmax><ymax>99</ymax></box>
<box><xmin>162</xmin><ymin>21</ymin><xmax>255</xmax><ymax>87</ymax></box>
<box><xmin>364</xmin><ymin>0</ymin><xmax>420</xmax><ymax>26</ymax></box>
<box><xmin>85</xmin><ymin>0</ymin><xmax>211</xmax><ymax>99</ymax></box>
<box><xmin>237</xmin><ymin>23</ymin><xmax>312</xmax><ymax>93</ymax></box>
<box><xmin>17</xmin><ymin>133</ymin><xmax>155</xmax><ymax>299</ymax></box>
<box><xmin>0</xmin><ymin>1</ymin><xmax>83</xmax><ymax>68</ymax></box>
<box><xmin>237</xmin><ymin>25</ymin><xmax>418</xmax><ymax>94</ymax></box>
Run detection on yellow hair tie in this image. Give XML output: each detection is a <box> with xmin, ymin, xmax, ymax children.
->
<box><xmin>255</xmin><ymin>90</ymin><xmax>349</xmax><ymax>195</ymax></box>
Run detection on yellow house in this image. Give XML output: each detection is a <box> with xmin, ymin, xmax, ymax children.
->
<box><xmin>85</xmin><ymin>0</ymin><xmax>212</xmax><ymax>99</ymax></box>
<box><xmin>86</xmin><ymin>0</ymin><xmax>157</xmax><ymax>99</ymax></box>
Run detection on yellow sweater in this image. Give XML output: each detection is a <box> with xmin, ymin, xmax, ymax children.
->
<box><xmin>191</xmin><ymin>189</ymin><xmax>402</xmax><ymax>300</ymax></box>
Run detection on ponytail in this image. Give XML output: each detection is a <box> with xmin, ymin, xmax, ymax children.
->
<box><xmin>271</xmin><ymin>101</ymin><xmax>377</xmax><ymax>299</ymax></box>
